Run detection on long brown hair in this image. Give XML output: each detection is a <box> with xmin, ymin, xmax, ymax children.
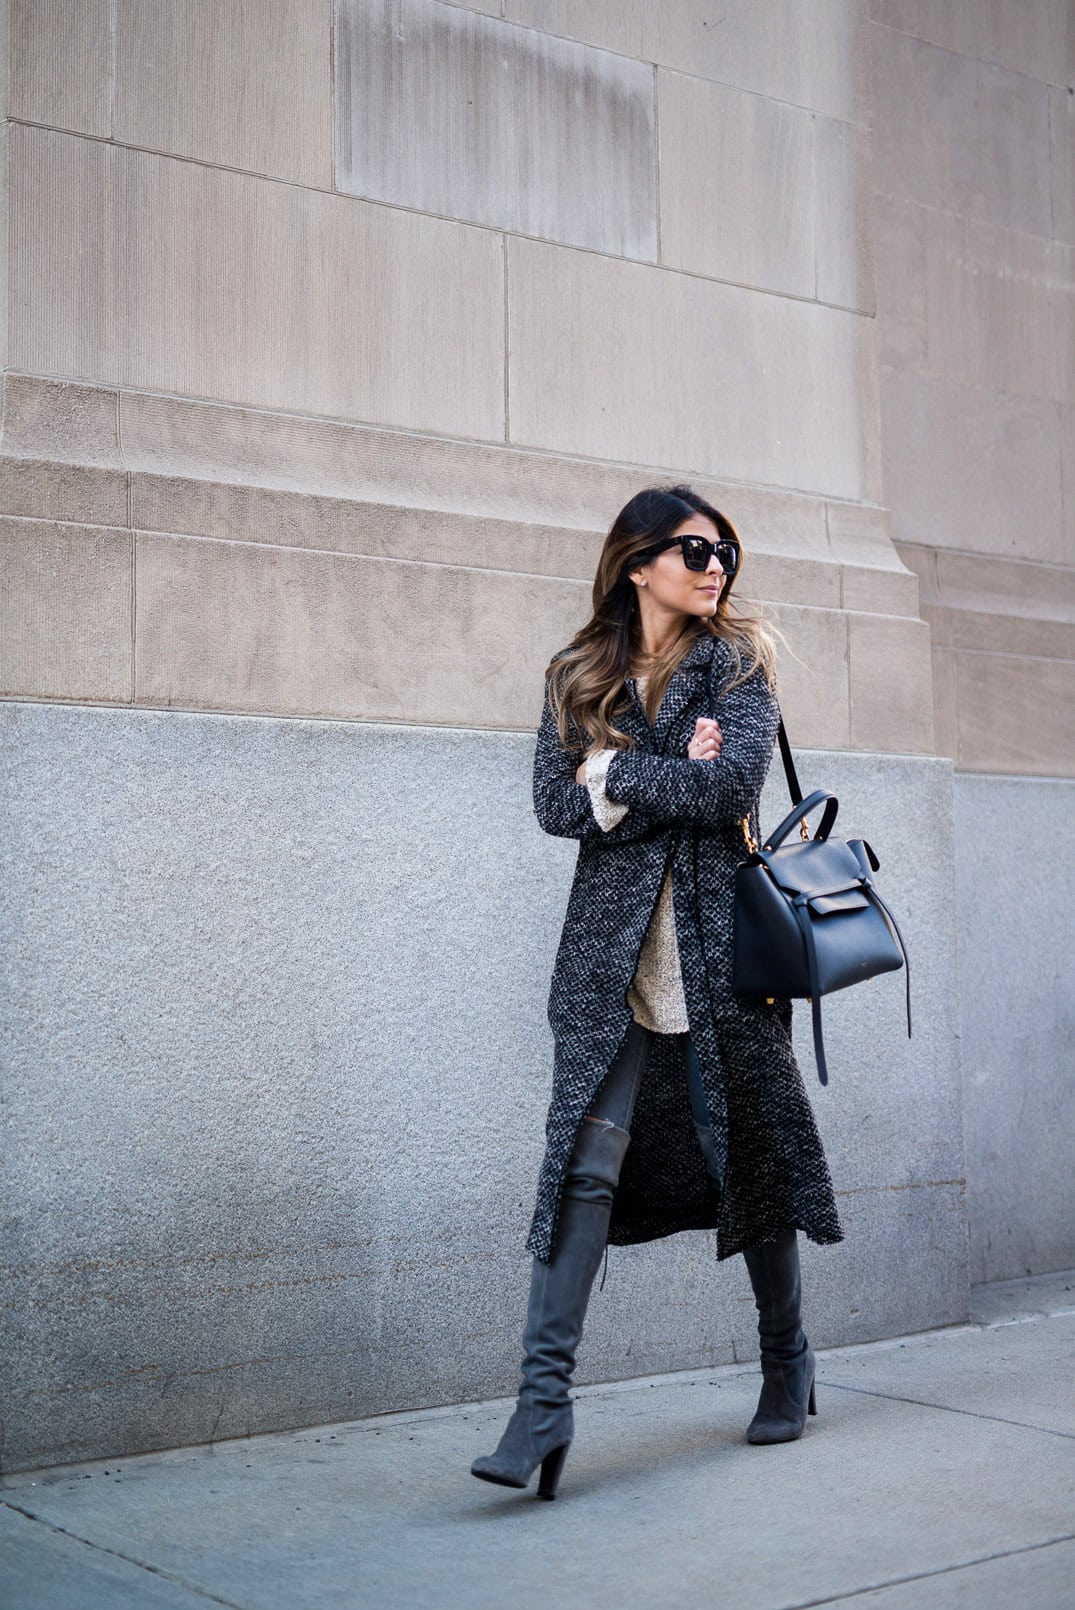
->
<box><xmin>546</xmin><ymin>484</ymin><xmax>781</xmax><ymax>751</ymax></box>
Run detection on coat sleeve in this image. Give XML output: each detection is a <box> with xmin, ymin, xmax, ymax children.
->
<box><xmin>532</xmin><ymin>680</ymin><xmax>662</xmax><ymax>845</ymax></box>
<box><xmin>602</xmin><ymin>661</ymin><xmax>780</xmax><ymax>828</ymax></box>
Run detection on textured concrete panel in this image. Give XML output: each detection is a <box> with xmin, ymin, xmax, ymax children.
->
<box><xmin>505</xmin><ymin>0</ymin><xmax>871</xmax><ymax>124</ymax></box>
<box><xmin>508</xmin><ymin>237</ymin><xmax>882</xmax><ymax>501</ymax></box>
<box><xmin>9</xmin><ymin>0</ymin><xmax>111</xmax><ymax>133</ymax></box>
<box><xmin>871</xmin><ymin>25</ymin><xmax>1052</xmax><ymax>237</ymax></box>
<box><xmin>0</xmin><ymin>519</ymin><xmax>132</xmax><ymax>701</ymax></box>
<box><xmin>134</xmin><ymin>531</ymin><xmax>585</xmax><ymax>726</ymax></box>
<box><xmin>848</xmin><ymin>613</ymin><xmax>934</xmax><ymax>753</ymax></box>
<box><xmin>872</xmin><ymin>0</ymin><xmax>1075</xmax><ymax>88</ymax></box>
<box><xmin>336</xmin><ymin>0</ymin><xmax>657</xmax><ymax>257</ymax></box>
<box><xmin>0</xmin><ymin>376</ymin><xmax>127</xmax><ymax>527</ymax></box>
<box><xmin>880</xmin><ymin>365</ymin><xmax>1066</xmax><ymax>563</ymax></box>
<box><xmin>0</xmin><ymin>706</ymin><xmax>962</xmax><ymax>1468</ymax></box>
<box><xmin>0</xmin><ymin>376</ymin><xmax>121</xmax><ymax>469</ymax></box>
<box><xmin>10</xmin><ymin>126</ymin><xmax>504</xmax><ymax>440</ymax></box>
<box><xmin>954</xmin><ymin>773</ymin><xmax>1075</xmax><ymax>1283</ymax></box>
<box><xmin>954</xmin><ymin>651</ymin><xmax>1075</xmax><ymax>774</ymax></box>
<box><xmin>658</xmin><ymin>70</ymin><xmax>814</xmax><ymax>296</ymax></box>
<box><xmin>115</xmin><ymin>0</ymin><xmax>332</xmax><ymax>186</ymax></box>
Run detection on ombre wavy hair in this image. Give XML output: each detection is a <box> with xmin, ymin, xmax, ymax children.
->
<box><xmin>546</xmin><ymin>484</ymin><xmax>783</xmax><ymax>752</ymax></box>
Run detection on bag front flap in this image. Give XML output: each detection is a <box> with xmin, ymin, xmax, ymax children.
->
<box><xmin>755</xmin><ymin>836</ymin><xmax>865</xmax><ymax>897</ymax></box>
<box><xmin>806</xmin><ymin>888</ymin><xmax>871</xmax><ymax>916</ymax></box>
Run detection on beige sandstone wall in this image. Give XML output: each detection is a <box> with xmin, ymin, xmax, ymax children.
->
<box><xmin>3</xmin><ymin>1</ymin><xmax>1073</xmax><ymax>1471</ymax></box>
<box><xmin>2</xmin><ymin>0</ymin><xmax>941</xmax><ymax>762</ymax></box>
<box><xmin>3</xmin><ymin>4</ymin><xmax>1071</xmax><ymax>769</ymax></box>
<box><xmin>870</xmin><ymin>3</ymin><xmax>1075</xmax><ymax>775</ymax></box>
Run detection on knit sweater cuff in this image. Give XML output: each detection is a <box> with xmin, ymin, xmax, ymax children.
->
<box><xmin>585</xmin><ymin>748</ymin><xmax>631</xmax><ymax>833</ymax></box>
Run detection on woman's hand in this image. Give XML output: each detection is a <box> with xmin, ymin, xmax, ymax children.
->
<box><xmin>688</xmin><ymin>717</ymin><xmax>722</xmax><ymax>760</ymax></box>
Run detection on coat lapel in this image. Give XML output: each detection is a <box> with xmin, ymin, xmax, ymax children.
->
<box><xmin>619</xmin><ymin>682</ymin><xmax>653</xmax><ymax>745</ymax></box>
<box><xmin>652</xmin><ymin>633</ymin><xmax>720</xmax><ymax>754</ymax></box>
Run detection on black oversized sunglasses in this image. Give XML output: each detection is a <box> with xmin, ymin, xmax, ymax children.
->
<box><xmin>633</xmin><ymin>533</ymin><xmax>741</xmax><ymax>577</ymax></box>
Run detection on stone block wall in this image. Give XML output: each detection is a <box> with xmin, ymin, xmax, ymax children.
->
<box><xmin>1</xmin><ymin>0</ymin><xmax>1072</xmax><ymax>1469</ymax></box>
<box><xmin>870</xmin><ymin>3</ymin><xmax>1075</xmax><ymax>776</ymax></box>
<box><xmin>1</xmin><ymin>0</ymin><xmax>924</xmax><ymax>748</ymax></box>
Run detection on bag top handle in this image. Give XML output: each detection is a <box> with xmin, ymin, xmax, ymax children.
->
<box><xmin>762</xmin><ymin>789</ymin><xmax>839</xmax><ymax>851</ymax></box>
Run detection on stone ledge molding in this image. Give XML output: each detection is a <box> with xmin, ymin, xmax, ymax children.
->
<box><xmin>902</xmin><ymin>541</ymin><xmax>1075</xmax><ymax>625</ymax></box>
<box><xmin>2</xmin><ymin>374</ymin><xmax>917</xmax><ymax>583</ymax></box>
<box><xmin>897</xmin><ymin>541</ymin><xmax>1075</xmax><ymax>778</ymax></box>
<box><xmin>1</xmin><ymin>375</ymin><xmax>932</xmax><ymax>750</ymax></box>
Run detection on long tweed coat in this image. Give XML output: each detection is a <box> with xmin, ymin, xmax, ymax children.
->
<box><xmin>526</xmin><ymin>629</ymin><xmax>844</xmax><ymax>1265</ymax></box>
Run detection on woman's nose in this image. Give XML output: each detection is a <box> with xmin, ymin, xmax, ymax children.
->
<box><xmin>707</xmin><ymin>553</ymin><xmax>724</xmax><ymax>575</ymax></box>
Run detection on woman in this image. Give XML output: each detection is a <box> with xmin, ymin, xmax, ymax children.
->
<box><xmin>471</xmin><ymin>485</ymin><xmax>843</xmax><ymax>1500</ymax></box>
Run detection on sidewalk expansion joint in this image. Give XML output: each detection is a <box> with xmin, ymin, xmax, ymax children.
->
<box><xmin>818</xmin><ymin>1380</ymin><xmax>1075</xmax><ymax>1440</ymax></box>
<box><xmin>777</xmin><ymin>1532</ymin><xmax>1075</xmax><ymax>1610</ymax></box>
<box><xmin>0</xmin><ymin>1498</ymin><xmax>247</xmax><ymax>1610</ymax></box>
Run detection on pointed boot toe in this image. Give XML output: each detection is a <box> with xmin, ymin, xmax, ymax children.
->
<box><xmin>470</xmin><ymin>1454</ymin><xmax>530</xmax><ymax>1490</ymax></box>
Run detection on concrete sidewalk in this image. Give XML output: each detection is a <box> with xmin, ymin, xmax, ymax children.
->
<box><xmin>2</xmin><ymin>1271</ymin><xmax>1073</xmax><ymax>1610</ymax></box>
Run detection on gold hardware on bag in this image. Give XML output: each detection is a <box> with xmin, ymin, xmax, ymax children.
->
<box><xmin>740</xmin><ymin>815</ymin><xmax>758</xmax><ymax>853</ymax></box>
<box><xmin>799</xmin><ymin>817</ymin><xmax>810</xmax><ymax>841</ymax></box>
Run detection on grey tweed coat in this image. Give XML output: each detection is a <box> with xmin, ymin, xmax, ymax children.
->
<box><xmin>526</xmin><ymin>629</ymin><xmax>844</xmax><ymax>1265</ymax></box>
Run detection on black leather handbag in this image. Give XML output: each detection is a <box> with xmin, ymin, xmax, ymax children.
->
<box><xmin>731</xmin><ymin>716</ymin><xmax>912</xmax><ymax>1086</ymax></box>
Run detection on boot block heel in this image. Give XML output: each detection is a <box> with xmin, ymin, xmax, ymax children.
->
<box><xmin>537</xmin><ymin>1441</ymin><xmax>570</xmax><ymax>1500</ymax></box>
<box><xmin>808</xmin><ymin>1379</ymin><xmax>817</xmax><ymax>1416</ymax></box>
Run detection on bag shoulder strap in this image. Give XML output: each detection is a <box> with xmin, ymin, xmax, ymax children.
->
<box><xmin>776</xmin><ymin>718</ymin><xmax>803</xmax><ymax>807</ymax></box>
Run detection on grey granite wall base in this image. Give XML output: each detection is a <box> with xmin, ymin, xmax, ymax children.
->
<box><xmin>953</xmin><ymin>773</ymin><xmax>1075</xmax><ymax>1285</ymax></box>
<box><xmin>1</xmin><ymin>703</ymin><xmax>966</xmax><ymax>1472</ymax></box>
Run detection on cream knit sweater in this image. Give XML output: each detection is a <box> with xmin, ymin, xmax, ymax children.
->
<box><xmin>583</xmin><ymin>675</ymin><xmax>690</xmax><ymax>1034</ymax></box>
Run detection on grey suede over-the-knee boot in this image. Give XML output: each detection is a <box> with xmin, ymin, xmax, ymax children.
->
<box><xmin>470</xmin><ymin>1118</ymin><xmax>630</xmax><ymax>1499</ymax></box>
<box><xmin>741</xmin><ymin>1227</ymin><xmax>818</xmax><ymax>1444</ymax></box>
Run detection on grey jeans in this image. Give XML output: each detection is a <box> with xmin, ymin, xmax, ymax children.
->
<box><xmin>576</xmin><ymin>1019</ymin><xmax>723</xmax><ymax>1187</ymax></box>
